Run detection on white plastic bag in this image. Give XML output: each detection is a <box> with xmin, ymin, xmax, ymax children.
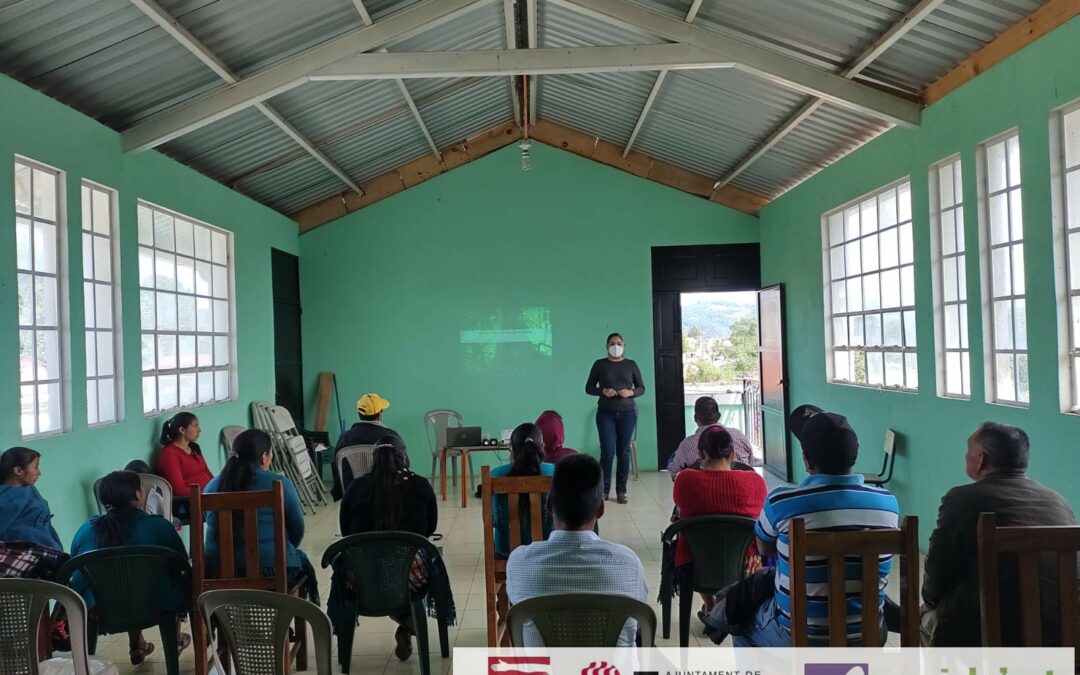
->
<box><xmin>38</xmin><ymin>656</ymin><xmax>119</xmax><ymax>675</ymax></box>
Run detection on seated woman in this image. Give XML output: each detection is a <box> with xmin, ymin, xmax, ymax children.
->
<box><xmin>155</xmin><ymin>412</ymin><xmax>213</xmax><ymax>500</ymax></box>
<box><xmin>202</xmin><ymin>429</ymin><xmax>317</xmax><ymax>602</ymax></box>
<box><xmin>491</xmin><ymin>423</ymin><xmax>555</xmax><ymax>558</ymax></box>
<box><xmin>0</xmin><ymin>447</ymin><xmax>63</xmax><ymax>550</ymax></box>
<box><xmin>672</xmin><ymin>425</ymin><xmax>767</xmax><ymax>613</ymax></box>
<box><xmin>534</xmin><ymin>411</ymin><xmax>578</xmax><ymax>464</ymax></box>
<box><xmin>69</xmin><ymin>471</ymin><xmax>190</xmax><ymax>665</ymax></box>
<box><xmin>338</xmin><ymin>435</ymin><xmax>441</xmax><ymax>661</ymax></box>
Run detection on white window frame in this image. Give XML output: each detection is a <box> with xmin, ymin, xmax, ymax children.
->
<box><xmin>1051</xmin><ymin>99</ymin><xmax>1080</xmax><ymax>414</ymax></box>
<box><xmin>929</xmin><ymin>155</ymin><xmax>971</xmax><ymax>399</ymax></box>
<box><xmin>822</xmin><ymin>177</ymin><xmax>919</xmax><ymax>392</ymax></box>
<box><xmin>978</xmin><ymin>129</ymin><xmax>1029</xmax><ymax>407</ymax></box>
<box><xmin>81</xmin><ymin>180</ymin><xmax>124</xmax><ymax>426</ymax></box>
<box><xmin>138</xmin><ymin>201</ymin><xmax>236</xmax><ymax>416</ymax></box>
<box><xmin>15</xmin><ymin>156</ymin><xmax>70</xmax><ymax>438</ymax></box>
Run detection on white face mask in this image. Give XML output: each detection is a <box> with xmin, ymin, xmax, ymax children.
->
<box><xmin>608</xmin><ymin>344</ymin><xmax>624</xmax><ymax>358</ymax></box>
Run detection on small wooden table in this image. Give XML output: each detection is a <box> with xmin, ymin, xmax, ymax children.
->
<box><xmin>440</xmin><ymin>444</ymin><xmax>510</xmax><ymax>507</ymax></box>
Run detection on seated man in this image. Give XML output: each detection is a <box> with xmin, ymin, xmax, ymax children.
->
<box><xmin>921</xmin><ymin>422</ymin><xmax>1076</xmax><ymax>646</ymax></box>
<box><xmin>506</xmin><ymin>454</ymin><xmax>648</xmax><ymax>647</ymax></box>
<box><xmin>668</xmin><ymin>396</ymin><xmax>753</xmax><ymax>480</ymax></box>
<box><xmin>331</xmin><ymin>393</ymin><xmax>404</xmax><ymax>500</ymax></box>
<box><xmin>704</xmin><ymin>404</ymin><xmax>899</xmax><ymax>646</ymax></box>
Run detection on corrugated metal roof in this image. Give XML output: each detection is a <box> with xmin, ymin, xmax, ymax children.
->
<box><xmin>0</xmin><ymin>0</ymin><xmax>1054</xmax><ymax>216</ymax></box>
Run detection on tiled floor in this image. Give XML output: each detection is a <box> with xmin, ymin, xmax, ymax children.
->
<box><xmin>88</xmin><ymin>469</ymin><xmax>902</xmax><ymax>675</ymax></box>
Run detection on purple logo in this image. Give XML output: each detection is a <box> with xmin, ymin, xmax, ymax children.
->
<box><xmin>805</xmin><ymin>666</ymin><xmax>868</xmax><ymax>675</ymax></box>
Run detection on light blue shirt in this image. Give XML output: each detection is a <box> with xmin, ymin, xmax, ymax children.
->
<box><xmin>505</xmin><ymin>529</ymin><xmax>648</xmax><ymax>647</ymax></box>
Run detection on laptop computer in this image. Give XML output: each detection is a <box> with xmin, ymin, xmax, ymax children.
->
<box><xmin>445</xmin><ymin>426</ymin><xmax>482</xmax><ymax>448</ymax></box>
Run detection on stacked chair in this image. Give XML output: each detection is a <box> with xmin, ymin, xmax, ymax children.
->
<box><xmin>251</xmin><ymin>401</ymin><xmax>330</xmax><ymax>515</ymax></box>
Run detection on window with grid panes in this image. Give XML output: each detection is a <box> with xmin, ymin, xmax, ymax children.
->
<box><xmin>1058</xmin><ymin>103</ymin><xmax>1080</xmax><ymax>411</ymax></box>
<box><xmin>824</xmin><ymin>180</ymin><xmax>918</xmax><ymax>391</ymax></box>
<box><xmin>138</xmin><ymin>202</ymin><xmax>234</xmax><ymax>414</ymax></box>
<box><xmin>82</xmin><ymin>182</ymin><xmax>122</xmax><ymax>425</ymax></box>
<box><xmin>931</xmin><ymin>157</ymin><xmax>971</xmax><ymax>398</ymax></box>
<box><xmin>980</xmin><ymin>132</ymin><xmax>1028</xmax><ymax>405</ymax></box>
<box><xmin>15</xmin><ymin>158</ymin><xmax>67</xmax><ymax>437</ymax></box>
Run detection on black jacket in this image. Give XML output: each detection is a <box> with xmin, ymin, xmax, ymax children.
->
<box><xmin>330</xmin><ymin>422</ymin><xmax>404</xmax><ymax>500</ymax></box>
<box><xmin>922</xmin><ymin>473</ymin><xmax>1076</xmax><ymax>646</ymax></box>
<box><xmin>339</xmin><ymin>469</ymin><xmax>437</xmax><ymax>537</ymax></box>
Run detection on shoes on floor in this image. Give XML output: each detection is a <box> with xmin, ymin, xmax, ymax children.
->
<box><xmin>129</xmin><ymin>639</ymin><xmax>156</xmax><ymax>666</ymax></box>
<box><xmin>394</xmin><ymin>625</ymin><xmax>413</xmax><ymax>661</ymax></box>
<box><xmin>617</xmin><ymin>493</ymin><xmax>628</xmax><ymax>504</ymax></box>
<box><xmin>605</xmin><ymin>493</ymin><xmax>611</xmax><ymax>501</ymax></box>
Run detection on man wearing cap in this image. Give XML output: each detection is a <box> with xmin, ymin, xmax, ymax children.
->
<box><xmin>703</xmin><ymin>404</ymin><xmax>899</xmax><ymax>646</ymax></box>
<box><xmin>331</xmin><ymin>393</ymin><xmax>404</xmax><ymax>500</ymax></box>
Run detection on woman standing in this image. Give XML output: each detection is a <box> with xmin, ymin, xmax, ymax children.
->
<box><xmin>584</xmin><ymin>333</ymin><xmax>645</xmax><ymax>503</ymax></box>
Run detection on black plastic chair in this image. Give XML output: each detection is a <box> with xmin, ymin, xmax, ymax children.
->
<box><xmin>321</xmin><ymin>532</ymin><xmax>451</xmax><ymax>675</ymax></box>
<box><xmin>659</xmin><ymin>514</ymin><xmax>756</xmax><ymax>647</ymax></box>
<box><xmin>58</xmin><ymin>545</ymin><xmax>191</xmax><ymax>675</ymax></box>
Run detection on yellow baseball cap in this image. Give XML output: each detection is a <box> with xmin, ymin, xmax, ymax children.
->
<box><xmin>357</xmin><ymin>393</ymin><xmax>390</xmax><ymax>416</ymax></box>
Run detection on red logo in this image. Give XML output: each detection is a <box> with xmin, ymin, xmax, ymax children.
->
<box><xmin>488</xmin><ymin>656</ymin><xmax>552</xmax><ymax>675</ymax></box>
<box><xmin>582</xmin><ymin>661</ymin><xmax>621</xmax><ymax>675</ymax></box>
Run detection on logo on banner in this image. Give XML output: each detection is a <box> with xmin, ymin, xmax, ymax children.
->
<box><xmin>805</xmin><ymin>666</ymin><xmax>868</xmax><ymax>675</ymax></box>
<box><xmin>488</xmin><ymin>656</ymin><xmax>552</xmax><ymax>675</ymax></box>
<box><xmin>581</xmin><ymin>661</ymin><xmax>620</xmax><ymax>675</ymax></box>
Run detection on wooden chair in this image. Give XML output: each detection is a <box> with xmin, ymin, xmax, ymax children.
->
<box><xmin>977</xmin><ymin>512</ymin><xmax>1080</xmax><ymax>662</ymax></box>
<box><xmin>789</xmin><ymin>515</ymin><xmax>920</xmax><ymax>647</ymax></box>
<box><xmin>189</xmin><ymin>482</ymin><xmax>308</xmax><ymax>675</ymax></box>
<box><xmin>481</xmin><ymin>465</ymin><xmax>552</xmax><ymax>647</ymax></box>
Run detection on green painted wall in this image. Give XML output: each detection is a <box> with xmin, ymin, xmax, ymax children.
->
<box><xmin>0</xmin><ymin>75</ymin><xmax>299</xmax><ymax>542</ymax></box>
<box><xmin>299</xmin><ymin>142</ymin><xmax>759</xmax><ymax>474</ymax></box>
<box><xmin>759</xmin><ymin>16</ymin><xmax>1080</xmax><ymax>543</ymax></box>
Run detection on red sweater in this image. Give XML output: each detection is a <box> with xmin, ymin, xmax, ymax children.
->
<box><xmin>672</xmin><ymin>468</ymin><xmax>767</xmax><ymax>567</ymax></box>
<box><xmin>156</xmin><ymin>443</ymin><xmax>214</xmax><ymax>496</ymax></box>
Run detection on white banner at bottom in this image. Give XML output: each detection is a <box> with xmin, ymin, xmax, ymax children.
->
<box><xmin>454</xmin><ymin>648</ymin><xmax>1073</xmax><ymax>675</ymax></box>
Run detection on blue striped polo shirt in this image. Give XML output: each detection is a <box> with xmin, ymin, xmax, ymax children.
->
<box><xmin>755</xmin><ymin>473</ymin><xmax>900</xmax><ymax>641</ymax></box>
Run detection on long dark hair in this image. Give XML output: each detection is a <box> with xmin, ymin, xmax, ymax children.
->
<box><xmin>160</xmin><ymin>412</ymin><xmax>202</xmax><ymax>456</ymax></box>
<box><xmin>218</xmin><ymin>428</ymin><xmax>271</xmax><ymax>493</ymax></box>
<box><xmin>509</xmin><ymin>423</ymin><xmax>544</xmax><ymax>476</ymax></box>
<box><xmin>368</xmin><ymin>436</ymin><xmax>408</xmax><ymax>531</ymax></box>
<box><xmin>92</xmin><ymin>471</ymin><xmax>143</xmax><ymax>548</ymax></box>
<box><xmin>698</xmin><ymin>425</ymin><xmax>734</xmax><ymax>461</ymax></box>
<box><xmin>1</xmin><ymin>447</ymin><xmax>40</xmax><ymax>482</ymax></box>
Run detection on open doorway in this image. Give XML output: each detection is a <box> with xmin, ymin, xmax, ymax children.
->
<box><xmin>680</xmin><ymin>291</ymin><xmax>762</xmax><ymax>465</ymax></box>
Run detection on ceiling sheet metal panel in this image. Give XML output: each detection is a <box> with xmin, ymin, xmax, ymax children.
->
<box><xmin>361</xmin><ymin>0</ymin><xmax>424</xmax><ymax>20</ymax></box>
<box><xmin>630</xmin><ymin>69</ymin><xmax>805</xmax><ymax>179</ymax></box>
<box><xmin>158</xmin><ymin>0</ymin><xmax>362</xmax><ymax>77</ymax></box>
<box><xmin>0</xmin><ymin>0</ymin><xmax>221</xmax><ymax>127</ymax></box>
<box><xmin>274</xmin><ymin>178</ymin><xmax>350</xmax><ymax>216</ymax></box>
<box><xmin>320</xmin><ymin>111</ymin><xmax>432</xmax><ymax>183</ymax></box>
<box><xmin>539</xmin><ymin>0</ymin><xmax>662</xmax><ymax>47</ymax></box>
<box><xmin>158</xmin><ymin>107</ymin><xmax>299</xmax><ymax>184</ymax></box>
<box><xmin>416</xmin><ymin>77</ymin><xmax>514</xmax><ymax>148</ymax></box>
<box><xmin>268</xmin><ymin>80</ymin><xmax>406</xmax><ymax>147</ymax></box>
<box><xmin>539</xmin><ymin>71</ymin><xmax>655</xmax><ymax>146</ymax></box>
<box><xmin>388</xmin><ymin>1</ymin><xmax>505</xmax><ymax>51</ymax></box>
<box><xmin>237</xmin><ymin>155</ymin><xmax>340</xmax><ymax>213</ymax></box>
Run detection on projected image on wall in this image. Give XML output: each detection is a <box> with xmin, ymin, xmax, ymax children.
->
<box><xmin>460</xmin><ymin>306</ymin><xmax>552</xmax><ymax>375</ymax></box>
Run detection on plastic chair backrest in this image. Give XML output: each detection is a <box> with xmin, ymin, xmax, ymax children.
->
<box><xmin>266</xmin><ymin>406</ymin><xmax>298</xmax><ymax>434</ymax></box>
<box><xmin>320</xmin><ymin>532</ymin><xmax>441</xmax><ymax>617</ymax></box>
<box><xmin>661</xmin><ymin>515</ymin><xmax>756</xmax><ymax>593</ymax></box>
<box><xmin>423</xmin><ymin>409</ymin><xmax>462</xmax><ymax>456</ymax></box>
<box><xmin>221</xmin><ymin>425</ymin><xmax>247</xmax><ymax>454</ymax></box>
<box><xmin>0</xmin><ymin>579</ymin><xmax>91</xmax><ymax>675</ymax></box>
<box><xmin>507</xmin><ymin>592</ymin><xmax>657</xmax><ymax>647</ymax></box>
<box><xmin>137</xmin><ymin>473</ymin><xmax>174</xmax><ymax>521</ymax></box>
<box><xmin>198</xmin><ymin>589</ymin><xmax>332</xmax><ymax>675</ymax></box>
<box><xmin>57</xmin><ymin>545</ymin><xmax>191</xmax><ymax>634</ymax></box>
<box><xmin>335</xmin><ymin>445</ymin><xmax>376</xmax><ymax>489</ymax></box>
<box><xmin>92</xmin><ymin>477</ymin><xmax>104</xmax><ymax>514</ymax></box>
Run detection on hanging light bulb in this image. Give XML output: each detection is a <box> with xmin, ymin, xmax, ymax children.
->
<box><xmin>520</xmin><ymin>139</ymin><xmax>531</xmax><ymax>171</ymax></box>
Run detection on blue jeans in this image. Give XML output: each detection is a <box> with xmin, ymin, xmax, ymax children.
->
<box><xmin>732</xmin><ymin>597</ymin><xmax>792</xmax><ymax>647</ymax></box>
<box><xmin>596</xmin><ymin>408</ymin><xmax>637</xmax><ymax>495</ymax></box>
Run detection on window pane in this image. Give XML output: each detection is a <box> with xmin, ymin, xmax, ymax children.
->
<box><xmin>179</xmin><ymin>335</ymin><xmax>196</xmax><ymax>369</ymax></box>
<box><xmin>35</xmin><ymin>330</ymin><xmax>59</xmax><ymax>381</ymax></box>
<box><xmin>157</xmin><ymin>335</ymin><xmax>177</xmax><ymax>371</ymax></box>
<box><xmin>154</xmin><ymin>211</ymin><xmax>175</xmax><ymax>251</ymax></box>
<box><xmin>212</xmin><ymin>265</ymin><xmax>228</xmax><ymax>299</ymax></box>
<box><xmin>847</xmin><ymin>277</ymin><xmax>863</xmax><ymax>312</ymax></box>
<box><xmin>81</xmin><ymin>233</ymin><xmax>94</xmax><ymax>281</ymax></box>
<box><xmin>1006</xmin><ymin>135</ymin><xmax>1021</xmax><ymax>187</ymax></box>
<box><xmin>198</xmin><ymin>371</ymin><xmax>214</xmax><ymax>403</ymax></box>
<box><xmin>867</xmin><ymin>351</ymin><xmax>884</xmax><ymax>386</ymax></box>
<box><xmin>34</xmin><ymin>276</ymin><xmax>57</xmax><ymax>326</ymax></box>
<box><xmin>18</xmin><ymin>274</ymin><xmax>33</xmax><ymax>325</ymax></box>
<box><xmin>159</xmin><ymin>374</ymin><xmax>178</xmax><ymax>411</ymax></box>
<box><xmin>1009</xmin><ymin>190</ymin><xmax>1023</xmax><ymax>241</ymax></box>
<box><xmin>97</xmin><ymin>378</ymin><xmax>116</xmax><ymax>424</ymax></box>
<box><xmin>142</xmin><ymin>334</ymin><xmax>155</xmax><ymax>371</ymax></box>
<box><xmin>139</xmin><ymin>247</ymin><xmax>154</xmax><ymax>288</ymax></box>
<box><xmin>195</xmin><ymin>261</ymin><xmax>212</xmax><ymax>296</ymax></box>
<box><xmin>20</xmin><ymin>385</ymin><xmax>36</xmax><ymax>436</ymax></box>
<box><xmin>879</xmin><ymin>189</ymin><xmax>897</xmax><ymax>227</ymax></box>
<box><xmin>214</xmin><ymin>369</ymin><xmax>230</xmax><ymax>401</ymax></box>
<box><xmin>880</xmin><ymin>268</ymin><xmax>900</xmax><ymax>308</ymax></box>
<box><xmin>179</xmin><ymin>373</ymin><xmax>197</xmax><ymax>407</ymax></box>
<box><xmin>16</xmin><ymin>219</ymin><xmax>32</xmax><ymax>270</ymax></box>
<box><xmin>830</xmin><ymin>247</ymin><xmax>844</xmax><ymax>280</ymax></box>
<box><xmin>39</xmin><ymin>383</ymin><xmax>61</xmax><ymax>433</ymax></box>
<box><xmin>178</xmin><ymin>295</ymin><xmax>196</xmax><ymax>332</ymax></box>
<box><xmin>989</xmin><ymin>193</ymin><xmax>1009</xmax><ymax>245</ymax></box>
<box><xmin>177</xmin><ymin>257</ymin><xmax>195</xmax><ymax>294</ymax></box>
<box><xmin>198</xmin><ymin>336</ymin><xmax>213</xmax><ymax>367</ymax></box>
<box><xmin>1011</xmin><ymin>244</ymin><xmax>1025</xmax><ymax>295</ymax></box>
<box><xmin>1069</xmin><ymin>231</ymin><xmax>1080</xmax><ymax>290</ymax></box>
<box><xmin>988</xmin><ymin>141</ymin><xmax>1007</xmax><ymax>193</ymax></box>
<box><xmin>994</xmin><ymin>300</ymin><xmax>1014</xmax><ymax>350</ymax></box>
<box><xmin>1068</xmin><ymin>172</ymin><xmax>1080</xmax><ymax>232</ymax></box>
<box><xmin>194</xmin><ymin>225</ymin><xmax>212</xmax><ymax>260</ymax></box>
<box><xmin>1013</xmin><ymin>298</ymin><xmax>1027</xmax><ymax>351</ymax></box>
<box><xmin>879</xmin><ymin>227</ymin><xmax>899</xmax><ymax>268</ymax></box>
<box><xmin>862</xmin><ymin>233</ymin><xmax>879</xmax><ymax>272</ymax></box>
<box><xmin>86</xmin><ymin>379</ymin><xmax>98</xmax><ymax>426</ymax></box>
<box><xmin>92</xmin><ymin>190</ymin><xmax>110</xmax><ymax>235</ymax></box>
<box><xmin>960</xmin><ymin>302</ymin><xmax>969</xmax><ymax>348</ymax></box>
<box><xmin>833</xmin><ymin>317</ymin><xmax>848</xmax><ymax>346</ymax></box>
<box><xmin>96</xmin><ymin>332</ymin><xmax>114</xmax><ymax>377</ymax></box>
<box><xmin>845</xmin><ymin>241</ymin><xmax>861</xmax><ymax>276</ymax></box>
<box><xmin>155</xmin><ymin>252</ymin><xmax>176</xmax><ymax>291</ymax></box>
<box><xmin>898</xmin><ymin>183</ymin><xmax>912</xmax><ymax>222</ymax></box>
<box><xmin>834</xmin><ymin>351</ymin><xmax>851</xmax><ymax>381</ymax></box>
<box><xmin>946</xmin><ymin>352</ymin><xmax>962</xmax><ymax>394</ymax></box>
<box><xmin>945</xmin><ymin>305</ymin><xmax>960</xmax><ymax>349</ymax></box>
<box><xmin>861</xmin><ymin>199</ymin><xmax>877</xmax><ymax>235</ymax></box>
<box><xmin>853</xmin><ymin>350</ymin><xmax>867</xmax><ymax>384</ymax></box>
<box><xmin>849</xmin><ymin>315</ymin><xmax>864</xmax><ymax>346</ymax></box>
<box><xmin>957</xmin><ymin>254</ymin><xmax>968</xmax><ymax>301</ymax></box>
<box><xmin>1065</xmin><ymin>108</ymin><xmax>1080</xmax><ymax>168</ymax></box>
<box><xmin>197</xmin><ymin>297</ymin><xmax>213</xmax><ymax>333</ymax></box>
<box><xmin>828</xmin><ymin>213</ymin><xmax>843</xmax><ymax>245</ymax></box>
<box><xmin>831</xmin><ymin>281</ymin><xmax>847</xmax><ymax>313</ymax></box>
<box><xmin>211</xmin><ymin>231</ymin><xmax>227</xmax><ymax>265</ymax></box>
<box><xmin>15</xmin><ymin>163</ymin><xmax>31</xmax><ymax>214</ymax></box>
<box><xmin>33</xmin><ymin>169</ymin><xmax>56</xmax><ymax>221</ymax></box>
<box><xmin>900</xmin><ymin>265</ymin><xmax>915</xmax><ymax>306</ymax></box>
<box><xmin>175</xmin><ymin>219</ymin><xmax>194</xmax><ymax>256</ymax></box>
<box><xmin>955</xmin><ymin>206</ymin><xmax>966</xmax><ymax>251</ymax></box>
<box><xmin>992</xmin><ymin>247</ymin><xmax>1011</xmax><ymax>298</ymax></box>
<box><xmin>83</xmin><ymin>281</ymin><xmax>96</xmax><ymax>329</ymax></box>
<box><xmin>93</xmin><ymin>236</ymin><xmax>110</xmax><ymax>282</ymax></box>
<box><xmin>940</xmin><ymin>209</ymin><xmax>956</xmax><ymax>255</ymax></box>
<box><xmin>864</xmin><ymin>313</ymin><xmax>882</xmax><ymax>347</ymax></box>
<box><xmin>903</xmin><ymin>310</ymin><xmax>917</xmax><ymax>347</ymax></box>
<box><xmin>20</xmin><ymin>331</ymin><xmax>34</xmax><ymax>382</ymax></box>
<box><xmin>140</xmin><ymin>290</ymin><xmax>155</xmax><ymax>330</ymax></box>
<box><xmin>138</xmin><ymin>206</ymin><xmax>154</xmax><ymax>245</ymax></box>
<box><xmin>214</xmin><ymin>336</ymin><xmax>230</xmax><ymax>366</ymax></box>
<box><xmin>142</xmin><ymin>376</ymin><xmax>157</xmax><ymax>414</ymax></box>
<box><xmin>943</xmin><ymin>257</ymin><xmax>958</xmax><ymax>302</ymax></box>
<box><xmin>939</xmin><ymin>164</ymin><xmax>955</xmax><ymax>209</ymax></box>
<box><xmin>33</xmin><ymin>222</ymin><xmax>56</xmax><ymax>274</ymax></box>
<box><xmin>85</xmin><ymin>332</ymin><xmax>97</xmax><ymax>378</ymax></box>
<box><xmin>883</xmin><ymin>312</ymin><xmax>902</xmax><ymax>346</ymax></box>
<box><xmin>995</xmin><ymin>354</ymin><xmax>1016</xmax><ymax>402</ymax></box>
<box><xmin>156</xmin><ymin>292</ymin><xmax>177</xmax><ymax>331</ymax></box>
<box><xmin>1016</xmin><ymin>353</ymin><xmax>1030</xmax><ymax>403</ymax></box>
<box><xmin>95</xmin><ymin>283</ymin><xmax>112</xmax><ymax>330</ymax></box>
<box><xmin>884</xmin><ymin>353</ymin><xmax>903</xmax><ymax>387</ymax></box>
<box><xmin>1073</xmin><ymin>297</ymin><xmax>1080</xmax><ymax>350</ymax></box>
<box><xmin>863</xmin><ymin>274</ymin><xmax>880</xmax><ymax>311</ymax></box>
<box><xmin>898</xmin><ymin>222</ymin><xmax>913</xmax><ymax>264</ymax></box>
<box><xmin>904</xmin><ymin>353</ymin><xmax>918</xmax><ymax>390</ymax></box>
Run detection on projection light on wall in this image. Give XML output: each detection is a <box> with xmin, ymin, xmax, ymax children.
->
<box><xmin>520</xmin><ymin>139</ymin><xmax>531</xmax><ymax>171</ymax></box>
<box><xmin>460</xmin><ymin>306</ymin><xmax>552</xmax><ymax>376</ymax></box>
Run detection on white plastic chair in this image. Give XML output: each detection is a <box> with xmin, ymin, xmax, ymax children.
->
<box><xmin>251</xmin><ymin>401</ymin><xmax>326</xmax><ymax>514</ymax></box>
<box><xmin>334</xmin><ymin>445</ymin><xmax>376</xmax><ymax>493</ymax></box>
<box><xmin>220</xmin><ymin>425</ymin><xmax>246</xmax><ymax>456</ymax></box>
<box><xmin>0</xmin><ymin>578</ymin><xmax>116</xmax><ymax>675</ymax></box>
<box><xmin>423</xmin><ymin>409</ymin><xmax>474</xmax><ymax>490</ymax></box>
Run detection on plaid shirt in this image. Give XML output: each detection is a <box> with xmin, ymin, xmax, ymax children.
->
<box><xmin>667</xmin><ymin>424</ymin><xmax>753</xmax><ymax>480</ymax></box>
<box><xmin>0</xmin><ymin>541</ymin><xmax>69</xmax><ymax>580</ymax></box>
<box><xmin>506</xmin><ymin>530</ymin><xmax>648</xmax><ymax>647</ymax></box>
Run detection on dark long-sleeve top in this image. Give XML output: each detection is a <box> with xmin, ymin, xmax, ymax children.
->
<box><xmin>585</xmin><ymin>358</ymin><xmax>645</xmax><ymax>412</ymax></box>
<box><xmin>922</xmin><ymin>472</ymin><xmax>1077</xmax><ymax>647</ymax></box>
<box><xmin>339</xmin><ymin>469</ymin><xmax>438</xmax><ymax>537</ymax></box>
